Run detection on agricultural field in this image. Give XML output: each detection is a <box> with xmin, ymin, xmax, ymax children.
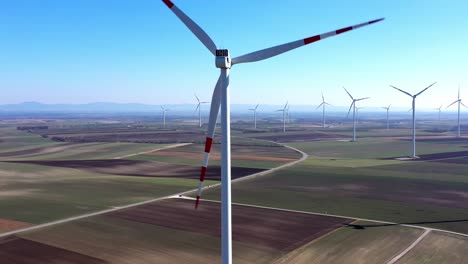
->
<box><xmin>2</xmin><ymin>199</ymin><xmax>449</xmax><ymax>264</ymax></box>
<box><xmin>201</xmin><ymin>137</ymin><xmax>468</xmax><ymax>234</ymax></box>
<box><xmin>2</xmin><ymin>118</ymin><xmax>468</xmax><ymax>263</ymax></box>
<box><xmin>0</xmin><ymin>124</ymin><xmax>301</xmax><ymax>233</ymax></box>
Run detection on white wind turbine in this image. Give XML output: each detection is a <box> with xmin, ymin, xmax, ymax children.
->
<box><xmin>344</xmin><ymin>87</ymin><xmax>370</xmax><ymax>142</ymax></box>
<box><xmin>382</xmin><ymin>104</ymin><xmax>391</xmax><ymax>130</ymax></box>
<box><xmin>316</xmin><ymin>92</ymin><xmax>332</xmax><ymax>128</ymax></box>
<box><xmin>276</xmin><ymin>101</ymin><xmax>288</xmax><ymax>133</ymax></box>
<box><xmin>161</xmin><ymin>106</ymin><xmax>169</xmax><ymax>128</ymax></box>
<box><xmin>356</xmin><ymin>106</ymin><xmax>364</xmax><ymax>124</ymax></box>
<box><xmin>248</xmin><ymin>104</ymin><xmax>259</xmax><ymax>129</ymax></box>
<box><xmin>160</xmin><ymin>106</ymin><xmax>169</xmax><ymax>128</ymax></box>
<box><xmin>195</xmin><ymin>94</ymin><xmax>209</xmax><ymax>127</ymax></box>
<box><xmin>446</xmin><ymin>86</ymin><xmax>467</xmax><ymax>137</ymax></box>
<box><xmin>390</xmin><ymin>82</ymin><xmax>437</xmax><ymax>158</ymax></box>
<box><xmin>162</xmin><ymin>1</ymin><xmax>383</xmax><ymax>263</ymax></box>
<box><xmin>434</xmin><ymin>105</ymin><xmax>442</xmax><ymax>121</ymax></box>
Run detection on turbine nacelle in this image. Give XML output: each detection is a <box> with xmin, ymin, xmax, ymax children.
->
<box><xmin>216</xmin><ymin>49</ymin><xmax>232</xmax><ymax>69</ymax></box>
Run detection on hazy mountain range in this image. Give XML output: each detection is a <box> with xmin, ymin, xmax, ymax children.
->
<box><xmin>0</xmin><ymin>101</ymin><xmax>449</xmax><ymax>114</ymax></box>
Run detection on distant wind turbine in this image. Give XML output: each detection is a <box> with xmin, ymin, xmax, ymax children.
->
<box><xmin>276</xmin><ymin>101</ymin><xmax>288</xmax><ymax>133</ymax></box>
<box><xmin>434</xmin><ymin>105</ymin><xmax>443</xmax><ymax>121</ymax></box>
<box><xmin>446</xmin><ymin>86</ymin><xmax>467</xmax><ymax>137</ymax></box>
<box><xmin>316</xmin><ymin>92</ymin><xmax>332</xmax><ymax>128</ymax></box>
<box><xmin>248</xmin><ymin>104</ymin><xmax>259</xmax><ymax>129</ymax></box>
<box><xmin>390</xmin><ymin>82</ymin><xmax>437</xmax><ymax>157</ymax></box>
<box><xmin>344</xmin><ymin>87</ymin><xmax>369</xmax><ymax>142</ymax></box>
<box><xmin>356</xmin><ymin>106</ymin><xmax>364</xmax><ymax>124</ymax></box>
<box><xmin>195</xmin><ymin>94</ymin><xmax>209</xmax><ymax>127</ymax></box>
<box><xmin>382</xmin><ymin>104</ymin><xmax>391</xmax><ymax>131</ymax></box>
<box><xmin>161</xmin><ymin>106</ymin><xmax>169</xmax><ymax>128</ymax></box>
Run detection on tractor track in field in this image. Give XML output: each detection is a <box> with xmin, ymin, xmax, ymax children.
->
<box><xmin>0</xmin><ymin>140</ymin><xmax>307</xmax><ymax>238</ymax></box>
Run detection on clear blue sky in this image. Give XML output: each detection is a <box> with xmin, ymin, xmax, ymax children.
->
<box><xmin>1</xmin><ymin>0</ymin><xmax>467</xmax><ymax>109</ymax></box>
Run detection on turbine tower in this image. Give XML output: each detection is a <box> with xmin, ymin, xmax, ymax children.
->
<box><xmin>248</xmin><ymin>104</ymin><xmax>259</xmax><ymax>129</ymax></box>
<box><xmin>390</xmin><ymin>82</ymin><xmax>437</xmax><ymax>157</ymax></box>
<box><xmin>316</xmin><ymin>92</ymin><xmax>332</xmax><ymax>128</ymax></box>
<box><xmin>276</xmin><ymin>101</ymin><xmax>288</xmax><ymax>133</ymax></box>
<box><xmin>344</xmin><ymin>87</ymin><xmax>369</xmax><ymax>142</ymax></box>
<box><xmin>446</xmin><ymin>86</ymin><xmax>467</xmax><ymax>137</ymax></box>
<box><xmin>382</xmin><ymin>104</ymin><xmax>391</xmax><ymax>131</ymax></box>
<box><xmin>195</xmin><ymin>94</ymin><xmax>209</xmax><ymax>127</ymax></box>
<box><xmin>162</xmin><ymin>1</ymin><xmax>383</xmax><ymax>262</ymax></box>
<box><xmin>161</xmin><ymin>106</ymin><xmax>169</xmax><ymax>128</ymax></box>
<box><xmin>434</xmin><ymin>105</ymin><xmax>443</xmax><ymax>121</ymax></box>
<box><xmin>356</xmin><ymin>106</ymin><xmax>364</xmax><ymax>124</ymax></box>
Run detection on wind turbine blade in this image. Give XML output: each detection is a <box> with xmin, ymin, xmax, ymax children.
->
<box><xmin>255</xmin><ymin>104</ymin><xmax>259</xmax><ymax>110</ymax></box>
<box><xmin>315</xmin><ymin>102</ymin><xmax>325</xmax><ymax>110</ymax></box>
<box><xmin>161</xmin><ymin>106</ymin><xmax>164</xmax><ymax>110</ymax></box>
<box><xmin>231</xmin><ymin>18</ymin><xmax>384</xmax><ymax>65</ymax></box>
<box><xmin>195</xmin><ymin>73</ymin><xmax>222</xmax><ymax>209</ymax></box>
<box><xmin>388</xmin><ymin>104</ymin><xmax>391</xmax><ymax>108</ymax></box>
<box><xmin>162</xmin><ymin>0</ymin><xmax>217</xmax><ymax>56</ymax></box>
<box><xmin>195</xmin><ymin>94</ymin><xmax>200</xmax><ymax>103</ymax></box>
<box><xmin>390</xmin><ymin>85</ymin><xmax>413</xmax><ymax>97</ymax></box>
<box><xmin>343</xmin><ymin>87</ymin><xmax>354</xmax><ymax>100</ymax></box>
<box><xmin>321</xmin><ymin>92</ymin><xmax>325</xmax><ymax>103</ymax></box>
<box><xmin>325</xmin><ymin>102</ymin><xmax>333</xmax><ymax>106</ymax></box>
<box><xmin>458</xmin><ymin>85</ymin><xmax>460</xmax><ymax>100</ymax></box>
<box><xmin>461</xmin><ymin>101</ymin><xmax>468</xmax><ymax>109</ymax></box>
<box><xmin>347</xmin><ymin>102</ymin><xmax>354</xmax><ymax>118</ymax></box>
<box><xmin>195</xmin><ymin>103</ymin><xmax>200</xmax><ymax>111</ymax></box>
<box><xmin>356</xmin><ymin>97</ymin><xmax>370</xmax><ymax>101</ymax></box>
<box><xmin>415</xmin><ymin>82</ymin><xmax>437</xmax><ymax>97</ymax></box>
<box><xmin>446</xmin><ymin>100</ymin><xmax>458</xmax><ymax>108</ymax></box>
<box><xmin>201</xmin><ymin>101</ymin><xmax>210</xmax><ymax>104</ymax></box>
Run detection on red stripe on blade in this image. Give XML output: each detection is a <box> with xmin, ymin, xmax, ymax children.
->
<box><xmin>200</xmin><ymin>166</ymin><xmax>207</xmax><ymax>182</ymax></box>
<box><xmin>304</xmin><ymin>35</ymin><xmax>321</xmax><ymax>45</ymax></box>
<box><xmin>204</xmin><ymin>137</ymin><xmax>213</xmax><ymax>153</ymax></box>
<box><xmin>336</xmin><ymin>26</ymin><xmax>353</xmax><ymax>34</ymax></box>
<box><xmin>162</xmin><ymin>0</ymin><xmax>174</xmax><ymax>8</ymax></box>
<box><xmin>195</xmin><ymin>196</ymin><xmax>200</xmax><ymax>209</ymax></box>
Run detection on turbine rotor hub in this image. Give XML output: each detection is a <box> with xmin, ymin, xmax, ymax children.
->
<box><xmin>215</xmin><ymin>49</ymin><xmax>231</xmax><ymax>69</ymax></box>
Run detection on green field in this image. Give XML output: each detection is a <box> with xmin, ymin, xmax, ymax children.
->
<box><xmin>396</xmin><ymin>231</ymin><xmax>468</xmax><ymax>263</ymax></box>
<box><xmin>201</xmin><ymin>138</ymin><xmax>468</xmax><ymax>234</ymax></box>
<box><xmin>0</xmin><ymin>161</ymin><xmax>211</xmax><ymax>224</ymax></box>
<box><xmin>278</xmin><ymin>221</ymin><xmax>423</xmax><ymax>264</ymax></box>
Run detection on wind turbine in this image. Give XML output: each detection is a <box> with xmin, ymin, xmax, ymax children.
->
<box><xmin>162</xmin><ymin>1</ymin><xmax>383</xmax><ymax>263</ymax></box>
<box><xmin>356</xmin><ymin>106</ymin><xmax>364</xmax><ymax>124</ymax></box>
<box><xmin>286</xmin><ymin>105</ymin><xmax>291</xmax><ymax>123</ymax></box>
<box><xmin>390</xmin><ymin>82</ymin><xmax>437</xmax><ymax>157</ymax></box>
<box><xmin>248</xmin><ymin>104</ymin><xmax>259</xmax><ymax>129</ymax></box>
<box><xmin>276</xmin><ymin>101</ymin><xmax>288</xmax><ymax>133</ymax></box>
<box><xmin>434</xmin><ymin>105</ymin><xmax>442</xmax><ymax>121</ymax></box>
<box><xmin>161</xmin><ymin>106</ymin><xmax>169</xmax><ymax>128</ymax></box>
<box><xmin>446</xmin><ymin>86</ymin><xmax>467</xmax><ymax>137</ymax></box>
<box><xmin>344</xmin><ymin>87</ymin><xmax>369</xmax><ymax>142</ymax></box>
<box><xmin>382</xmin><ymin>104</ymin><xmax>391</xmax><ymax>130</ymax></box>
<box><xmin>316</xmin><ymin>92</ymin><xmax>332</xmax><ymax>128</ymax></box>
<box><xmin>195</xmin><ymin>94</ymin><xmax>209</xmax><ymax>127</ymax></box>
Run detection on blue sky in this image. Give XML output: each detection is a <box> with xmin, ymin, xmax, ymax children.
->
<box><xmin>1</xmin><ymin>0</ymin><xmax>467</xmax><ymax>109</ymax></box>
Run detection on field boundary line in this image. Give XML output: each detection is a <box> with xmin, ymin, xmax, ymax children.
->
<box><xmin>112</xmin><ymin>143</ymin><xmax>192</xmax><ymax>159</ymax></box>
<box><xmin>186</xmin><ymin>197</ymin><xmax>468</xmax><ymax>239</ymax></box>
<box><xmin>1</xmin><ymin>139</ymin><xmax>305</xmax><ymax>237</ymax></box>
<box><xmin>385</xmin><ymin>229</ymin><xmax>431</xmax><ymax>264</ymax></box>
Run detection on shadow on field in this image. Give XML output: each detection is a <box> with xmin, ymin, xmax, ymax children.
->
<box><xmin>344</xmin><ymin>219</ymin><xmax>468</xmax><ymax>230</ymax></box>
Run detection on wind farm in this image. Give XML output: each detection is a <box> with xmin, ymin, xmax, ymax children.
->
<box><xmin>1</xmin><ymin>1</ymin><xmax>468</xmax><ymax>264</ymax></box>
